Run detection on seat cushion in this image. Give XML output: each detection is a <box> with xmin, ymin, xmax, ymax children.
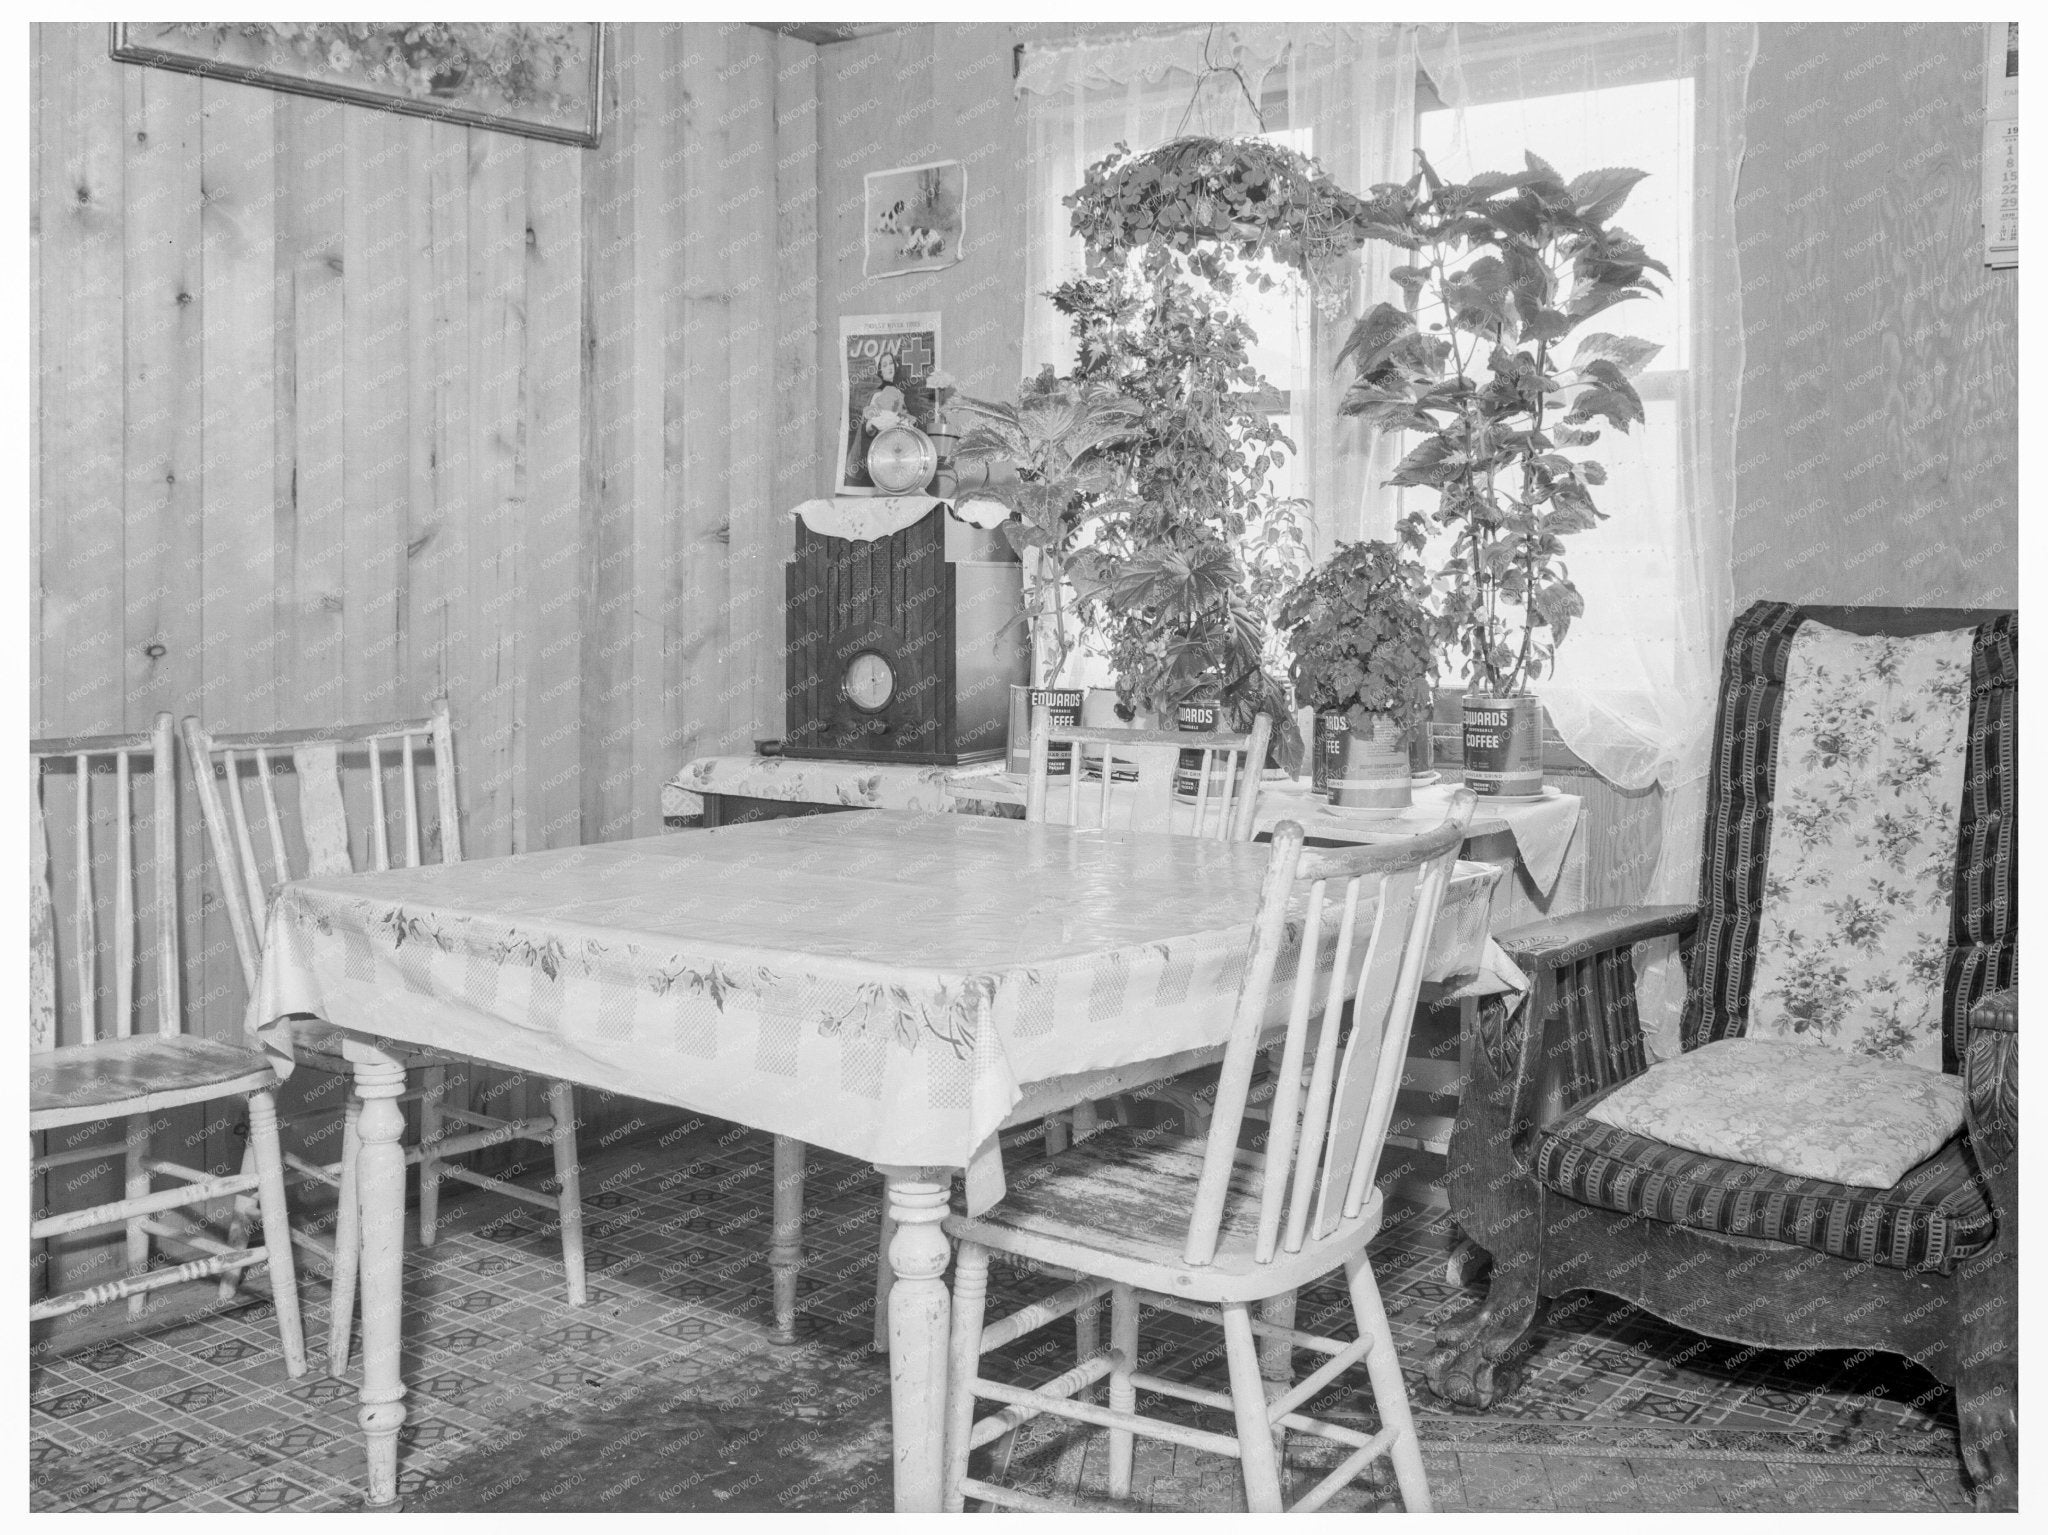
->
<box><xmin>31</xmin><ymin>1034</ymin><xmax>277</xmax><ymax>1128</ymax></box>
<box><xmin>1536</xmin><ymin>1100</ymin><xmax>1994</xmax><ymax>1274</ymax></box>
<box><xmin>1583</xmin><ymin>1037</ymin><xmax>1967</xmax><ymax>1187</ymax></box>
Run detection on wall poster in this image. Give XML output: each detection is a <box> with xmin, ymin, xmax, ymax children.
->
<box><xmin>837</xmin><ymin>312</ymin><xmax>942</xmax><ymax>498</ymax></box>
<box><xmin>863</xmin><ymin>160</ymin><xmax>966</xmax><ymax>278</ymax></box>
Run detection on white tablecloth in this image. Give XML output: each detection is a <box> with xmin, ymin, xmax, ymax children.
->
<box><xmin>247</xmin><ymin>813</ymin><xmax>1509</xmax><ymax>1212</ymax></box>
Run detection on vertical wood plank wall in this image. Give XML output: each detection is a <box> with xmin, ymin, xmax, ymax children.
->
<box><xmin>1733</xmin><ymin>26</ymin><xmax>2017</xmax><ymax>608</ymax></box>
<box><xmin>30</xmin><ymin>24</ymin><xmax>818</xmax><ymax>1151</ymax></box>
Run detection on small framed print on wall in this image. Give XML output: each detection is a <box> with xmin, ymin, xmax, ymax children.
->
<box><xmin>110</xmin><ymin>23</ymin><xmax>606</xmax><ymax>147</ymax></box>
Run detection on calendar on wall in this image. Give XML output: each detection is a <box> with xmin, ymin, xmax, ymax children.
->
<box><xmin>1984</xmin><ymin>23</ymin><xmax>2018</xmax><ymax>267</ymax></box>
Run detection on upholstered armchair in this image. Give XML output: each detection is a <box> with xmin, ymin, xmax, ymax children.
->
<box><xmin>1431</xmin><ymin>603</ymin><xmax>2017</xmax><ymax>1511</ymax></box>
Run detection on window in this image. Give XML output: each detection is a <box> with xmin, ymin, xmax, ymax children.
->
<box><xmin>1411</xmin><ymin>77</ymin><xmax>1695</xmax><ymax>695</ymax></box>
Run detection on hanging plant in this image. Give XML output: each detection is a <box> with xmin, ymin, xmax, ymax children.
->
<box><xmin>1065</xmin><ymin>136</ymin><xmax>1367</xmax><ymax>317</ymax></box>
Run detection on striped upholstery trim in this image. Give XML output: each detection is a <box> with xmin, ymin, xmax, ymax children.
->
<box><xmin>1536</xmin><ymin>1109</ymin><xmax>1995</xmax><ymax>1275</ymax></box>
<box><xmin>1944</xmin><ymin>613</ymin><xmax>2018</xmax><ymax>1073</ymax></box>
<box><xmin>1681</xmin><ymin>601</ymin><xmax>1806</xmax><ymax>1052</ymax></box>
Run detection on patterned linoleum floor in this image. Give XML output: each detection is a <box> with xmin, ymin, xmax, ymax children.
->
<box><xmin>30</xmin><ymin>1116</ymin><xmax>1977</xmax><ymax>1513</ymax></box>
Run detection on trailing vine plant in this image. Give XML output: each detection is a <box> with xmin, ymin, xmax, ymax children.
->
<box><xmin>1054</xmin><ymin>147</ymin><xmax>1319</xmax><ymax>768</ymax></box>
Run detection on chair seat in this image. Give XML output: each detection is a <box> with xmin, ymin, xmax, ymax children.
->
<box><xmin>31</xmin><ymin>1034</ymin><xmax>277</xmax><ymax>1130</ymax></box>
<box><xmin>1535</xmin><ymin>1097</ymin><xmax>1995</xmax><ymax>1275</ymax></box>
<box><xmin>945</xmin><ymin>1125</ymin><xmax>1377</xmax><ymax>1303</ymax></box>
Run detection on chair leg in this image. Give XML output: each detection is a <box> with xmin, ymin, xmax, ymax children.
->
<box><xmin>124</xmin><ymin>1113</ymin><xmax>153</xmax><ymax>1317</ymax></box>
<box><xmin>1106</xmin><ymin>1282</ymin><xmax>1139</xmax><ymax>1499</ymax></box>
<box><xmin>1221</xmin><ymin>1301</ymin><xmax>1284</xmax><ymax>1513</ymax></box>
<box><xmin>770</xmin><ymin>1134</ymin><xmax>804</xmax><ymax>1344</ymax></box>
<box><xmin>1044</xmin><ymin>1114</ymin><xmax>1069</xmax><ymax>1156</ymax></box>
<box><xmin>942</xmin><ymin>1241</ymin><xmax>991</xmax><ymax>1513</ymax></box>
<box><xmin>1258</xmin><ymin>1291</ymin><xmax>1295</xmax><ymax>1480</ymax></box>
<box><xmin>872</xmin><ymin>1199</ymin><xmax>896</xmax><ymax>1354</ymax></box>
<box><xmin>546</xmin><ymin>1080</ymin><xmax>586</xmax><ymax>1307</ymax></box>
<box><xmin>247</xmin><ymin>1089</ymin><xmax>308</xmax><ymax>1379</ymax></box>
<box><xmin>1955</xmin><ymin>1248</ymin><xmax>2018</xmax><ymax>1510</ymax></box>
<box><xmin>1075</xmin><ymin>1289</ymin><xmax>1101</xmax><ymax>1402</ymax></box>
<box><xmin>417</xmin><ymin>1063</ymin><xmax>446</xmax><ymax>1248</ymax></box>
<box><xmin>327</xmin><ymin>1091</ymin><xmax>363</xmax><ymax>1377</ymax></box>
<box><xmin>1348</xmin><ymin>1251</ymin><xmax>1430</xmax><ymax>1513</ymax></box>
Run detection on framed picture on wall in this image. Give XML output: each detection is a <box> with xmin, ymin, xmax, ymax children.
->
<box><xmin>864</xmin><ymin>160</ymin><xmax>966</xmax><ymax>278</ymax></box>
<box><xmin>109</xmin><ymin>23</ymin><xmax>606</xmax><ymax>147</ymax></box>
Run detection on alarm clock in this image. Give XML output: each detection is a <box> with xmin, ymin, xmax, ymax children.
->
<box><xmin>784</xmin><ymin>505</ymin><xmax>1027</xmax><ymax>764</ymax></box>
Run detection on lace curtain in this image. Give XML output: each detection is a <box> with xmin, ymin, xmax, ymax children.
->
<box><xmin>1417</xmin><ymin>23</ymin><xmax>1754</xmax><ymax>1056</ymax></box>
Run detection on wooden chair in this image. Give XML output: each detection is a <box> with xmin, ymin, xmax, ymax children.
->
<box><xmin>1023</xmin><ymin>705</ymin><xmax>1273</xmax><ymax>843</ymax></box>
<box><xmin>940</xmin><ymin>791</ymin><xmax>1478</xmax><ymax>1512</ymax></box>
<box><xmin>1025</xmin><ymin>703</ymin><xmax>1275</xmax><ymax>1155</ymax></box>
<box><xmin>30</xmin><ymin>713</ymin><xmax>306</xmax><ymax>1375</ymax></box>
<box><xmin>181</xmin><ymin>703</ymin><xmax>587</xmax><ymax>1377</ymax></box>
<box><xmin>764</xmin><ymin>707</ymin><xmax>1277</xmax><ymax>1355</ymax></box>
<box><xmin>1432</xmin><ymin>603</ymin><xmax>2018</xmax><ymax>1510</ymax></box>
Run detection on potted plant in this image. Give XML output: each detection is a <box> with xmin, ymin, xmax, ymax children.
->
<box><xmin>1339</xmin><ymin>150</ymin><xmax>1666</xmax><ymax>795</ymax></box>
<box><xmin>948</xmin><ymin>368</ymin><xmax>1143</xmax><ymax>772</ymax></box>
<box><xmin>1067</xmin><ymin>135</ymin><xmax>1367</xmax><ymax>320</ymax></box>
<box><xmin>1278</xmin><ymin>540</ymin><xmax>1437</xmax><ymax>808</ymax></box>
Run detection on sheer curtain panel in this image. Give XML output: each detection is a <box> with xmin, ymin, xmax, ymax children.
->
<box><xmin>1419</xmin><ymin>22</ymin><xmax>1755</xmax><ymax>1056</ymax></box>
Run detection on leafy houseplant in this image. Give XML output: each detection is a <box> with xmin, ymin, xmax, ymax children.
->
<box><xmin>948</xmin><ymin>368</ymin><xmax>1141</xmax><ymax>688</ymax></box>
<box><xmin>1279</xmin><ymin>540</ymin><xmax>1437</xmax><ymax>730</ymax></box>
<box><xmin>1278</xmin><ymin>541</ymin><xmax>1436</xmax><ymax>807</ymax></box>
<box><xmin>1339</xmin><ymin>150</ymin><xmax>1665</xmax><ymax>790</ymax></box>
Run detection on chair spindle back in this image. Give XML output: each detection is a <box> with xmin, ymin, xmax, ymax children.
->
<box><xmin>1183</xmin><ymin>789</ymin><xmax>1476</xmax><ymax>1268</ymax></box>
<box><xmin>1024</xmin><ymin>705</ymin><xmax>1272</xmax><ymax>842</ymax></box>
<box><xmin>29</xmin><ymin>713</ymin><xmax>183</xmax><ymax>1048</ymax></box>
<box><xmin>182</xmin><ymin>701</ymin><xmax>461</xmax><ymax>994</ymax></box>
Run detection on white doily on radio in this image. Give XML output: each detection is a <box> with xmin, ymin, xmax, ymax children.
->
<box><xmin>792</xmin><ymin>495</ymin><xmax>941</xmax><ymax>543</ymax></box>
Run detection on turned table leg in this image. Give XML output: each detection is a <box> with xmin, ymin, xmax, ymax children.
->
<box><xmin>343</xmin><ymin>1039</ymin><xmax>409</xmax><ymax>1509</ymax></box>
<box><xmin>878</xmin><ymin>1165</ymin><xmax>951</xmax><ymax>1512</ymax></box>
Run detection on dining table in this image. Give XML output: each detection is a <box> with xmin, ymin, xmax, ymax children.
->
<box><xmin>245</xmin><ymin>808</ymin><xmax>1514</xmax><ymax>1510</ymax></box>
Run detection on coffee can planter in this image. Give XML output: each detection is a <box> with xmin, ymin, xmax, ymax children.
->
<box><xmin>1460</xmin><ymin>693</ymin><xmax>1544</xmax><ymax>797</ymax></box>
<box><xmin>1006</xmin><ymin>685</ymin><xmax>1085</xmax><ymax>776</ymax></box>
<box><xmin>1173</xmin><ymin>695</ymin><xmax>1223</xmax><ymax>798</ymax></box>
<box><xmin>1322</xmin><ymin>712</ymin><xmax>1413</xmax><ymax>809</ymax></box>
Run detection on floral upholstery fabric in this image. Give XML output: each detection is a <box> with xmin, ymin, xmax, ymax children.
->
<box><xmin>1743</xmin><ymin>621</ymin><xmax>1975</xmax><ymax>1070</ymax></box>
<box><xmin>1583</xmin><ymin>1037</ymin><xmax>1967</xmax><ymax>1188</ymax></box>
<box><xmin>1536</xmin><ymin>1102</ymin><xmax>1993</xmax><ymax>1275</ymax></box>
<box><xmin>1679</xmin><ymin>608</ymin><xmax>2015</xmax><ymax>1073</ymax></box>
